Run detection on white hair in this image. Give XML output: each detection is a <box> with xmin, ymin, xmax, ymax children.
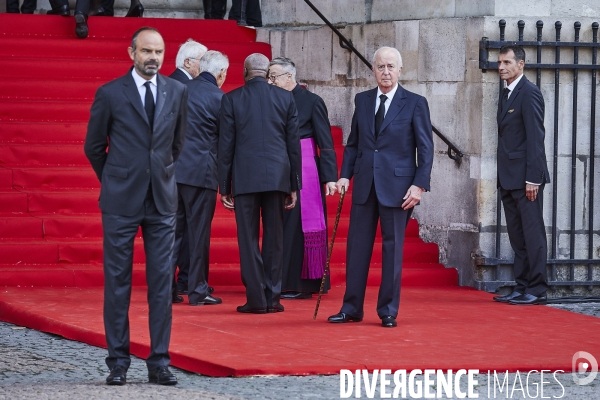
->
<box><xmin>175</xmin><ymin>39</ymin><xmax>208</xmax><ymax>69</ymax></box>
<box><xmin>372</xmin><ymin>46</ymin><xmax>403</xmax><ymax>68</ymax></box>
<box><xmin>268</xmin><ymin>57</ymin><xmax>297</xmax><ymax>80</ymax></box>
<box><xmin>200</xmin><ymin>51</ymin><xmax>229</xmax><ymax>77</ymax></box>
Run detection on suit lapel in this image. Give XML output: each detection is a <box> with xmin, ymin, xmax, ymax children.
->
<box><xmin>154</xmin><ymin>74</ymin><xmax>167</xmax><ymax>125</ymax></box>
<box><xmin>123</xmin><ymin>73</ymin><xmax>150</xmax><ymax>126</ymax></box>
<box><xmin>379</xmin><ymin>85</ymin><xmax>407</xmax><ymax>134</ymax></box>
<box><xmin>499</xmin><ymin>76</ymin><xmax>527</xmax><ymax>123</ymax></box>
<box><xmin>365</xmin><ymin>89</ymin><xmax>376</xmax><ymax>136</ymax></box>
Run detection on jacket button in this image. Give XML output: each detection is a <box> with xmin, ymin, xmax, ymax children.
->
<box><xmin>146</xmin><ymin>169</ymin><xmax>150</xmax><ymax>173</ymax></box>
<box><xmin>375</xmin><ymin>150</ymin><xmax>379</xmax><ymax>153</ymax></box>
<box><xmin>151</xmin><ymin>150</ymin><xmax>154</xmax><ymax>154</ymax></box>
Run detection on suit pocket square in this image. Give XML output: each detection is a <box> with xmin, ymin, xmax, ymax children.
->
<box><xmin>507</xmin><ymin>109</ymin><xmax>514</xmax><ymax>113</ymax></box>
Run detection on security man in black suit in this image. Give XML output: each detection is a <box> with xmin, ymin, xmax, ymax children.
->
<box><xmin>169</xmin><ymin>39</ymin><xmax>208</xmax><ymax>303</ymax></box>
<box><xmin>177</xmin><ymin>50</ymin><xmax>229</xmax><ymax>306</ymax></box>
<box><xmin>84</xmin><ymin>27</ymin><xmax>187</xmax><ymax>386</ymax></box>
<box><xmin>492</xmin><ymin>45</ymin><xmax>550</xmax><ymax>305</ymax></box>
<box><xmin>218</xmin><ymin>53</ymin><xmax>301</xmax><ymax>314</ymax></box>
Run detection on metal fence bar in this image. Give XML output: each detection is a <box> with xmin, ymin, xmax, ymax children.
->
<box><xmin>589</xmin><ymin>23</ymin><xmax>599</xmax><ymax>291</ymax></box>
<box><xmin>536</xmin><ymin>21</ymin><xmax>543</xmax><ymax>88</ymax></box>
<box><xmin>569</xmin><ymin>22</ymin><xmax>581</xmax><ymax>290</ymax></box>
<box><xmin>551</xmin><ymin>22</ymin><xmax>562</xmax><ymax>282</ymax></box>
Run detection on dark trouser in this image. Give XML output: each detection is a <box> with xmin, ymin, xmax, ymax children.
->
<box><xmin>75</xmin><ymin>0</ymin><xmax>114</xmax><ymax>15</ymax></box>
<box><xmin>234</xmin><ymin>191</ymin><xmax>286</xmax><ymax>308</ymax></box>
<box><xmin>500</xmin><ymin>186</ymin><xmax>548</xmax><ymax>296</ymax></box>
<box><xmin>203</xmin><ymin>0</ymin><xmax>226</xmax><ymax>19</ymax></box>
<box><xmin>171</xmin><ymin>190</ymin><xmax>190</xmax><ymax>296</ymax></box>
<box><xmin>228</xmin><ymin>0</ymin><xmax>262</xmax><ymax>26</ymax></box>
<box><xmin>176</xmin><ymin>184</ymin><xmax>217</xmax><ymax>304</ymax></box>
<box><xmin>6</xmin><ymin>0</ymin><xmax>37</xmax><ymax>13</ymax></box>
<box><xmin>340</xmin><ymin>183</ymin><xmax>411</xmax><ymax>319</ymax></box>
<box><xmin>49</xmin><ymin>0</ymin><xmax>68</xmax><ymax>10</ymax></box>
<box><xmin>102</xmin><ymin>189</ymin><xmax>175</xmax><ymax>371</ymax></box>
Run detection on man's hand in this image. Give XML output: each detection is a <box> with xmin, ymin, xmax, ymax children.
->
<box><xmin>335</xmin><ymin>178</ymin><xmax>349</xmax><ymax>194</ymax></box>
<box><xmin>402</xmin><ymin>185</ymin><xmax>423</xmax><ymax>210</ymax></box>
<box><xmin>285</xmin><ymin>191</ymin><xmax>297</xmax><ymax>210</ymax></box>
<box><xmin>325</xmin><ymin>182</ymin><xmax>337</xmax><ymax>196</ymax></box>
<box><xmin>221</xmin><ymin>194</ymin><xmax>234</xmax><ymax>211</ymax></box>
<box><xmin>526</xmin><ymin>183</ymin><xmax>539</xmax><ymax>201</ymax></box>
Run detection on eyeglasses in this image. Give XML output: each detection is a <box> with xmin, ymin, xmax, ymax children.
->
<box><xmin>268</xmin><ymin>72</ymin><xmax>289</xmax><ymax>82</ymax></box>
<box><xmin>376</xmin><ymin>64</ymin><xmax>396</xmax><ymax>72</ymax></box>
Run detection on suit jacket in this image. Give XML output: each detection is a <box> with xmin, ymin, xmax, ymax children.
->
<box><xmin>497</xmin><ymin>75</ymin><xmax>550</xmax><ymax>189</ymax></box>
<box><xmin>292</xmin><ymin>84</ymin><xmax>337</xmax><ymax>183</ymax></box>
<box><xmin>218</xmin><ymin>77</ymin><xmax>301</xmax><ymax>196</ymax></box>
<box><xmin>169</xmin><ymin>68</ymin><xmax>191</xmax><ymax>84</ymax></box>
<box><xmin>340</xmin><ymin>85</ymin><xmax>434</xmax><ymax>207</ymax></box>
<box><xmin>175</xmin><ymin>74</ymin><xmax>224</xmax><ymax>189</ymax></box>
<box><xmin>84</xmin><ymin>70</ymin><xmax>188</xmax><ymax>216</ymax></box>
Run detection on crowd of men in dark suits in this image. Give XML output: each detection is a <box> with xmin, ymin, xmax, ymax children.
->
<box><xmin>84</xmin><ymin>26</ymin><xmax>548</xmax><ymax>386</ymax></box>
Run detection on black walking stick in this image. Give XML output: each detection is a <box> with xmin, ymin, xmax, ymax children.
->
<box><xmin>313</xmin><ymin>186</ymin><xmax>346</xmax><ymax>320</ymax></box>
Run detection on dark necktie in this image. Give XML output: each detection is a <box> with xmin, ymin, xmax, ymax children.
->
<box><xmin>375</xmin><ymin>94</ymin><xmax>388</xmax><ymax>138</ymax></box>
<box><xmin>501</xmin><ymin>88</ymin><xmax>510</xmax><ymax>112</ymax></box>
<box><xmin>144</xmin><ymin>81</ymin><xmax>155</xmax><ymax>130</ymax></box>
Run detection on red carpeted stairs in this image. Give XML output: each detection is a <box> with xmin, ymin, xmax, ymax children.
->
<box><xmin>0</xmin><ymin>13</ymin><xmax>456</xmax><ymax>289</ymax></box>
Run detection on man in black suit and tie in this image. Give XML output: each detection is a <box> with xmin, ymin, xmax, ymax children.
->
<box><xmin>168</xmin><ymin>39</ymin><xmax>208</xmax><ymax>303</ymax></box>
<box><xmin>176</xmin><ymin>50</ymin><xmax>228</xmax><ymax>306</ymax></box>
<box><xmin>218</xmin><ymin>53</ymin><xmax>301</xmax><ymax>314</ymax></box>
<box><xmin>328</xmin><ymin>47</ymin><xmax>433</xmax><ymax>328</ymax></box>
<box><xmin>84</xmin><ymin>27</ymin><xmax>187</xmax><ymax>386</ymax></box>
<box><xmin>492</xmin><ymin>45</ymin><xmax>550</xmax><ymax>305</ymax></box>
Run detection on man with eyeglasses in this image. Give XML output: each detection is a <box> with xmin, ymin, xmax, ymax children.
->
<box><xmin>328</xmin><ymin>46</ymin><xmax>434</xmax><ymax>328</ymax></box>
<box><xmin>170</xmin><ymin>39</ymin><xmax>208</xmax><ymax>83</ymax></box>
<box><xmin>169</xmin><ymin>39</ymin><xmax>208</xmax><ymax>305</ymax></box>
<box><xmin>267</xmin><ymin>57</ymin><xmax>338</xmax><ymax>300</ymax></box>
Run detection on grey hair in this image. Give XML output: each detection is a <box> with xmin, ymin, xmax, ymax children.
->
<box><xmin>372</xmin><ymin>46</ymin><xmax>403</xmax><ymax>68</ymax></box>
<box><xmin>175</xmin><ymin>39</ymin><xmax>208</xmax><ymax>69</ymax></box>
<box><xmin>244</xmin><ymin>53</ymin><xmax>270</xmax><ymax>74</ymax></box>
<box><xmin>200</xmin><ymin>50</ymin><xmax>229</xmax><ymax>77</ymax></box>
<box><xmin>269</xmin><ymin>57</ymin><xmax>297</xmax><ymax>80</ymax></box>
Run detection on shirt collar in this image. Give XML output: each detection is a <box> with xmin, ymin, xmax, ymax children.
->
<box><xmin>377</xmin><ymin>83</ymin><xmax>398</xmax><ymax>102</ymax></box>
<box><xmin>179</xmin><ymin>67</ymin><xmax>193</xmax><ymax>80</ymax></box>
<box><xmin>505</xmin><ymin>74</ymin><xmax>524</xmax><ymax>92</ymax></box>
<box><xmin>132</xmin><ymin>68</ymin><xmax>158</xmax><ymax>88</ymax></box>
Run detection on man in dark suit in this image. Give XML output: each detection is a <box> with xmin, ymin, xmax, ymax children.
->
<box><xmin>168</xmin><ymin>39</ymin><xmax>208</xmax><ymax>303</ymax></box>
<box><xmin>267</xmin><ymin>57</ymin><xmax>337</xmax><ymax>299</ymax></box>
<box><xmin>328</xmin><ymin>47</ymin><xmax>433</xmax><ymax>328</ymax></box>
<box><xmin>228</xmin><ymin>0</ymin><xmax>261</xmax><ymax>27</ymax></box>
<box><xmin>176</xmin><ymin>50</ymin><xmax>228</xmax><ymax>306</ymax></box>
<box><xmin>218</xmin><ymin>53</ymin><xmax>301</xmax><ymax>314</ymax></box>
<box><xmin>84</xmin><ymin>27</ymin><xmax>187</xmax><ymax>386</ymax></box>
<box><xmin>492</xmin><ymin>45</ymin><xmax>550</xmax><ymax>305</ymax></box>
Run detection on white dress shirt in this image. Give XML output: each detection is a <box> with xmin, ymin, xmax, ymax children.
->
<box><xmin>375</xmin><ymin>83</ymin><xmax>399</xmax><ymax>116</ymax></box>
<box><xmin>131</xmin><ymin>69</ymin><xmax>157</xmax><ymax>106</ymax></box>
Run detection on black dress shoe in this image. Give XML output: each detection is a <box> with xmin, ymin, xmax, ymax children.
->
<box><xmin>493</xmin><ymin>291</ymin><xmax>523</xmax><ymax>303</ymax></box>
<box><xmin>106</xmin><ymin>365</ymin><xmax>127</xmax><ymax>385</ymax></box>
<box><xmin>280</xmin><ymin>291</ymin><xmax>312</xmax><ymax>300</ymax></box>
<box><xmin>74</xmin><ymin>12</ymin><xmax>88</xmax><ymax>39</ymax></box>
<box><xmin>125</xmin><ymin>0</ymin><xmax>144</xmax><ymax>17</ymax></box>
<box><xmin>47</xmin><ymin>5</ymin><xmax>70</xmax><ymax>16</ymax></box>
<box><xmin>267</xmin><ymin>303</ymin><xmax>284</xmax><ymax>313</ymax></box>
<box><xmin>190</xmin><ymin>294</ymin><xmax>222</xmax><ymax>306</ymax></box>
<box><xmin>328</xmin><ymin>312</ymin><xmax>362</xmax><ymax>323</ymax></box>
<box><xmin>381</xmin><ymin>316</ymin><xmax>397</xmax><ymax>328</ymax></box>
<box><xmin>236</xmin><ymin>304</ymin><xmax>267</xmax><ymax>314</ymax></box>
<box><xmin>172</xmin><ymin>295</ymin><xmax>183</xmax><ymax>304</ymax></box>
<box><xmin>89</xmin><ymin>6</ymin><xmax>114</xmax><ymax>16</ymax></box>
<box><xmin>148</xmin><ymin>366</ymin><xmax>177</xmax><ymax>385</ymax></box>
<box><xmin>509</xmin><ymin>293</ymin><xmax>547</xmax><ymax>305</ymax></box>
<box><xmin>176</xmin><ymin>288</ymin><xmax>188</xmax><ymax>295</ymax></box>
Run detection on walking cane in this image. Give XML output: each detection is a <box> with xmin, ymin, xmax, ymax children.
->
<box><xmin>313</xmin><ymin>186</ymin><xmax>346</xmax><ymax>320</ymax></box>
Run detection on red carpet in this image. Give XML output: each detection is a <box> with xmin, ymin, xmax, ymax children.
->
<box><xmin>1</xmin><ymin>286</ymin><xmax>599</xmax><ymax>376</ymax></box>
<box><xmin>3</xmin><ymin>14</ymin><xmax>592</xmax><ymax>378</ymax></box>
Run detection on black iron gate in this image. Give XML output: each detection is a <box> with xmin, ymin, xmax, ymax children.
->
<box><xmin>477</xmin><ymin>20</ymin><xmax>600</xmax><ymax>292</ymax></box>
